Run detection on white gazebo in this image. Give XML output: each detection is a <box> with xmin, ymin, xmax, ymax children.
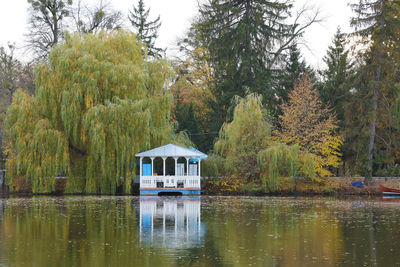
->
<box><xmin>135</xmin><ymin>144</ymin><xmax>207</xmax><ymax>195</ymax></box>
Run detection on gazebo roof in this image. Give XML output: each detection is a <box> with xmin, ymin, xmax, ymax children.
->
<box><xmin>135</xmin><ymin>144</ymin><xmax>206</xmax><ymax>158</ymax></box>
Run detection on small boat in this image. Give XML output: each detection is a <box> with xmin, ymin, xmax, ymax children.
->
<box><xmin>379</xmin><ymin>184</ymin><xmax>400</xmax><ymax>195</ymax></box>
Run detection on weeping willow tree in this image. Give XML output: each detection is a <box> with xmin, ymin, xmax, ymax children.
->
<box><xmin>258</xmin><ymin>143</ymin><xmax>316</xmax><ymax>192</ymax></box>
<box><xmin>5</xmin><ymin>31</ymin><xmax>175</xmax><ymax>194</ymax></box>
<box><xmin>214</xmin><ymin>94</ymin><xmax>271</xmax><ymax>180</ymax></box>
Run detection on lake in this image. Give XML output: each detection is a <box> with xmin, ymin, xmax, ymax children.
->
<box><xmin>0</xmin><ymin>195</ymin><xmax>399</xmax><ymax>266</ymax></box>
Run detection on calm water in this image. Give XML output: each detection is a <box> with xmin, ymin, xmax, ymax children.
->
<box><xmin>0</xmin><ymin>196</ymin><xmax>399</xmax><ymax>266</ymax></box>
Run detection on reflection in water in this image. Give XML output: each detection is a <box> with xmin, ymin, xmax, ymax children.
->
<box><xmin>381</xmin><ymin>196</ymin><xmax>400</xmax><ymax>202</ymax></box>
<box><xmin>139</xmin><ymin>196</ymin><xmax>204</xmax><ymax>248</ymax></box>
<box><xmin>0</xmin><ymin>196</ymin><xmax>399</xmax><ymax>266</ymax></box>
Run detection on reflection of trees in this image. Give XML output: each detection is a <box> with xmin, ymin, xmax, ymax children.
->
<box><xmin>203</xmin><ymin>197</ymin><xmax>345</xmax><ymax>266</ymax></box>
<box><xmin>0</xmin><ymin>197</ymin><xmax>399</xmax><ymax>266</ymax></box>
<box><xmin>0</xmin><ymin>197</ymin><xmax>174</xmax><ymax>266</ymax></box>
<box><xmin>338</xmin><ymin>204</ymin><xmax>400</xmax><ymax>266</ymax></box>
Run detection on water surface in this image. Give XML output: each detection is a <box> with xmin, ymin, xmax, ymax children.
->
<box><xmin>0</xmin><ymin>195</ymin><xmax>399</xmax><ymax>266</ymax></box>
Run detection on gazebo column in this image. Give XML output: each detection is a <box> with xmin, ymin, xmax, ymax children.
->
<box><xmin>174</xmin><ymin>157</ymin><xmax>178</xmax><ymax>176</ymax></box>
<box><xmin>198</xmin><ymin>157</ymin><xmax>201</xmax><ymax>177</ymax></box>
<box><xmin>186</xmin><ymin>157</ymin><xmax>189</xmax><ymax>176</ymax></box>
<box><xmin>162</xmin><ymin>157</ymin><xmax>166</xmax><ymax>177</ymax></box>
<box><xmin>197</xmin><ymin>157</ymin><xmax>201</xmax><ymax>188</ymax></box>
<box><xmin>151</xmin><ymin>157</ymin><xmax>154</xmax><ymax>176</ymax></box>
<box><xmin>139</xmin><ymin>157</ymin><xmax>143</xmax><ymax>176</ymax></box>
<box><xmin>150</xmin><ymin>157</ymin><xmax>154</xmax><ymax>187</ymax></box>
<box><xmin>185</xmin><ymin>157</ymin><xmax>189</xmax><ymax>188</ymax></box>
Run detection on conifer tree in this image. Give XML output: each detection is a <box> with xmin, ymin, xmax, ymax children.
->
<box><xmin>319</xmin><ymin>28</ymin><xmax>354</xmax><ymax>123</ymax></box>
<box><xmin>174</xmin><ymin>98</ymin><xmax>201</xmax><ymax>148</ymax></box>
<box><xmin>318</xmin><ymin>28</ymin><xmax>355</xmax><ymax>175</ymax></box>
<box><xmin>170</xmin><ymin>47</ymin><xmax>216</xmax><ymax>152</ymax></box>
<box><xmin>276</xmin><ymin>75</ymin><xmax>343</xmax><ymax>177</ymax></box>
<box><xmin>5</xmin><ymin>31</ymin><xmax>174</xmax><ymax>194</ymax></box>
<box><xmin>350</xmin><ymin>0</ymin><xmax>400</xmax><ymax>181</ymax></box>
<box><xmin>128</xmin><ymin>0</ymin><xmax>163</xmax><ymax>57</ymax></box>
<box><xmin>183</xmin><ymin>0</ymin><xmax>320</xmax><ymax>142</ymax></box>
<box><xmin>277</xmin><ymin>43</ymin><xmax>314</xmax><ymax>106</ymax></box>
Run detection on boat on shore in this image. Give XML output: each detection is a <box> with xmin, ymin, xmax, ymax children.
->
<box><xmin>379</xmin><ymin>184</ymin><xmax>400</xmax><ymax>195</ymax></box>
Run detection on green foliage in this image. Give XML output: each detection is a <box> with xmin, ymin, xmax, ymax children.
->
<box><xmin>258</xmin><ymin>143</ymin><xmax>316</xmax><ymax>192</ymax></box>
<box><xmin>5</xmin><ymin>31</ymin><xmax>174</xmax><ymax>194</ymax></box>
<box><xmin>5</xmin><ymin>90</ymin><xmax>70</xmax><ymax>193</ymax></box>
<box><xmin>182</xmin><ymin>0</ymin><xmax>319</xmax><ymax>142</ymax></box>
<box><xmin>170</xmin><ymin>47</ymin><xmax>216</xmax><ymax>152</ymax></box>
<box><xmin>277</xmin><ymin>43</ymin><xmax>315</xmax><ymax>106</ymax></box>
<box><xmin>0</xmin><ymin>45</ymin><xmax>21</xmax><ymax>166</ymax></box>
<box><xmin>317</xmin><ymin>28</ymin><xmax>355</xmax><ymax>176</ymax></box>
<box><xmin>128</xmin><ymin>0</ymin><xmax>163</xmax><ymax>57</ymax></box>
<box><xmin>240</xmin><ymin>182</ymin><xmax>263</xmax><ymax>193</ymax></box>
<box><xmin>349</xmin><ymin>0</ymin><xmax>400</xmax><ymax>179</ymax></box>
<box><xmin>319</xmin><ymin>28</ymin><xmax>355</xmax><ymax>123</ymax></box>
<box><xmin>174</xmin><ymin>97</ymin><xmax>201</xmax><ymax>147</ymax></box>
<box><xmin>200</xmin><ymin>155</ymin><xmax>224</xmax><ymax>178</ymax></box>
<box><xmin>169</xmin><ymin>130</ymin><xmax>195</xmax><ymax>148</ymax></box>
<box><xmin>214</xmin><ymin>94</ymin><xmax>271</xmax><ymax>180</ymax></box>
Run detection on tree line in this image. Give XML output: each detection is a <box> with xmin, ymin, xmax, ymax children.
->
<box><xmin>0</xmin><ymin>0</ymin><xmax>162</xmax><ymax>171</ymax></box>
<box><xmin>1</xmin><ymin>0</ymin><xmax>400</xmax><ymax>194</ymax></box>
<box><xmin>173</xmin><ymin>0</ymin><xmax>400</xmax><ymax>186</ymax></box>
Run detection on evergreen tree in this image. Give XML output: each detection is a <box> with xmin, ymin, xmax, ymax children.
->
<box><xmin>277</xmin><ymin>43</ymin><xmax>313</xmax><ymax>105</ymax></box>
<box><xmin>5</xmin><ymin>31</ymin><xmax>174</xmax><ymax>194</ymax></box>
<box><xmin>350</xmin><ymin>0</ymin><xmax>400</xmax><ymax>181</ymax></box>
<box><xmin>184</xmin><ymin>0</ymin><xmax>320</xmax><ymax>143</ymax></box>
<box><xmin>318</xmin><ymin>28</ymin><xmax>355</xmax><ymax>175</ymax></box>
<box><xmin>319</xmin><ymin>28</ymin><xmax>354</xmax><ymax>123</ymax></box>
<box><xmin>128</xmin><ymin>0</ymin><xmax>163</xmax><ymax>57</ymax></box>
<box><xmin>174</xmin><ymin>96</ymin><xmax>201</xmax><ymax>148</ymax></box>
<box><xmin>170</xmin><ymin>48</ymin><xmax>216</xmax><ymax>152</ymax></box>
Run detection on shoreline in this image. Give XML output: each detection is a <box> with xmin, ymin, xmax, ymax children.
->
<box><xmin>2</xmin><ymin>177</ymin><xmax>399</xmax><ymax>197</ymax></box>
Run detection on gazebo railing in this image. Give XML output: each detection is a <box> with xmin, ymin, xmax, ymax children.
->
<box><xmin>140</xmin><ymin>175</ymin><xmax>200</xmax><ymax>189</ymax></box>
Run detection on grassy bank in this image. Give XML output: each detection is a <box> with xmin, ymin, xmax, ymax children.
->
<box><xmin>203</xmin><ymin>177</ymin><xmax>400</xmax><ymax>196</ymax></box>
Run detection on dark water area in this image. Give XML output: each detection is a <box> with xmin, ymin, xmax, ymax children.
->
<box><xmin>0</xmin><ymin>195</ymin><xmax>399</xmax><ymax>266</ymax></box>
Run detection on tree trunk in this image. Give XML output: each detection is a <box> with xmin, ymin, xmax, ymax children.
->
<box><xmin>366</xmin><ymin>80</ymin><xmax>378</xmax><ymax>184</ymax></box>
<box><xmin>365</xmin><ymin>0</ymin><xmax>384</xmax><ymax>185</ymax></box>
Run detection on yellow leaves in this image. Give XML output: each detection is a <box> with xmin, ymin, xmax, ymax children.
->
<box><xmin>5</xmin><ymin>30</ymin><xmax>175</xmax><ymax>194</ymax></box>
<box><xmin>170</xmin><ymin>46</ymin><xmax>214</xmax><ymax>126</ymax></box>
<box><xmin>276</xmin><ymin>75</ymin><xmax>343</xmax><ymax>178</ymax></box>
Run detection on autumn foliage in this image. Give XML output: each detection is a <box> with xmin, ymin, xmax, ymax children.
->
<box><xmin>5</xmin><ymin>31</ymin><xmax>175</xmax><ymax>194</ymax></box>
<box><xmin>276</xmin><ymin>75</ymin><xmax>343</xmax><ymax>177</ymax></box>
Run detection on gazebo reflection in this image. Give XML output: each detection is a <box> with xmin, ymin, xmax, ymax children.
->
<box><xmin>139</xmin><ymin>196</ymin><xmax>204</xmax><ymax>248</ymax></box>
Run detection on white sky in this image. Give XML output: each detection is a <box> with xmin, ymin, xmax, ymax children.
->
<box><xmin>0</xmin><ymin>0</ymin><xmax>358</xmax><ymax>67</ymax></box>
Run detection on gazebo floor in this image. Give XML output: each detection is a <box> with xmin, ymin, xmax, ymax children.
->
<box><xmin>140</xmin><ymin>188</ymin><xmax>201</xmax><ymax>196</ymax></box>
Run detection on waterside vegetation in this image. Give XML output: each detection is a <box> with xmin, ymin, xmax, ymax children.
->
<box><xmin>1</xmin><ymin>0</ymin><xmax>400</xmax><ymax>195</ymax></box>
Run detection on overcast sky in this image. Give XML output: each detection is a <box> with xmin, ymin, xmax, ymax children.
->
<box><xmin>0</xmin><ymin>0</ymin><xmax>358</xmax><ymax>67</ymax></box>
